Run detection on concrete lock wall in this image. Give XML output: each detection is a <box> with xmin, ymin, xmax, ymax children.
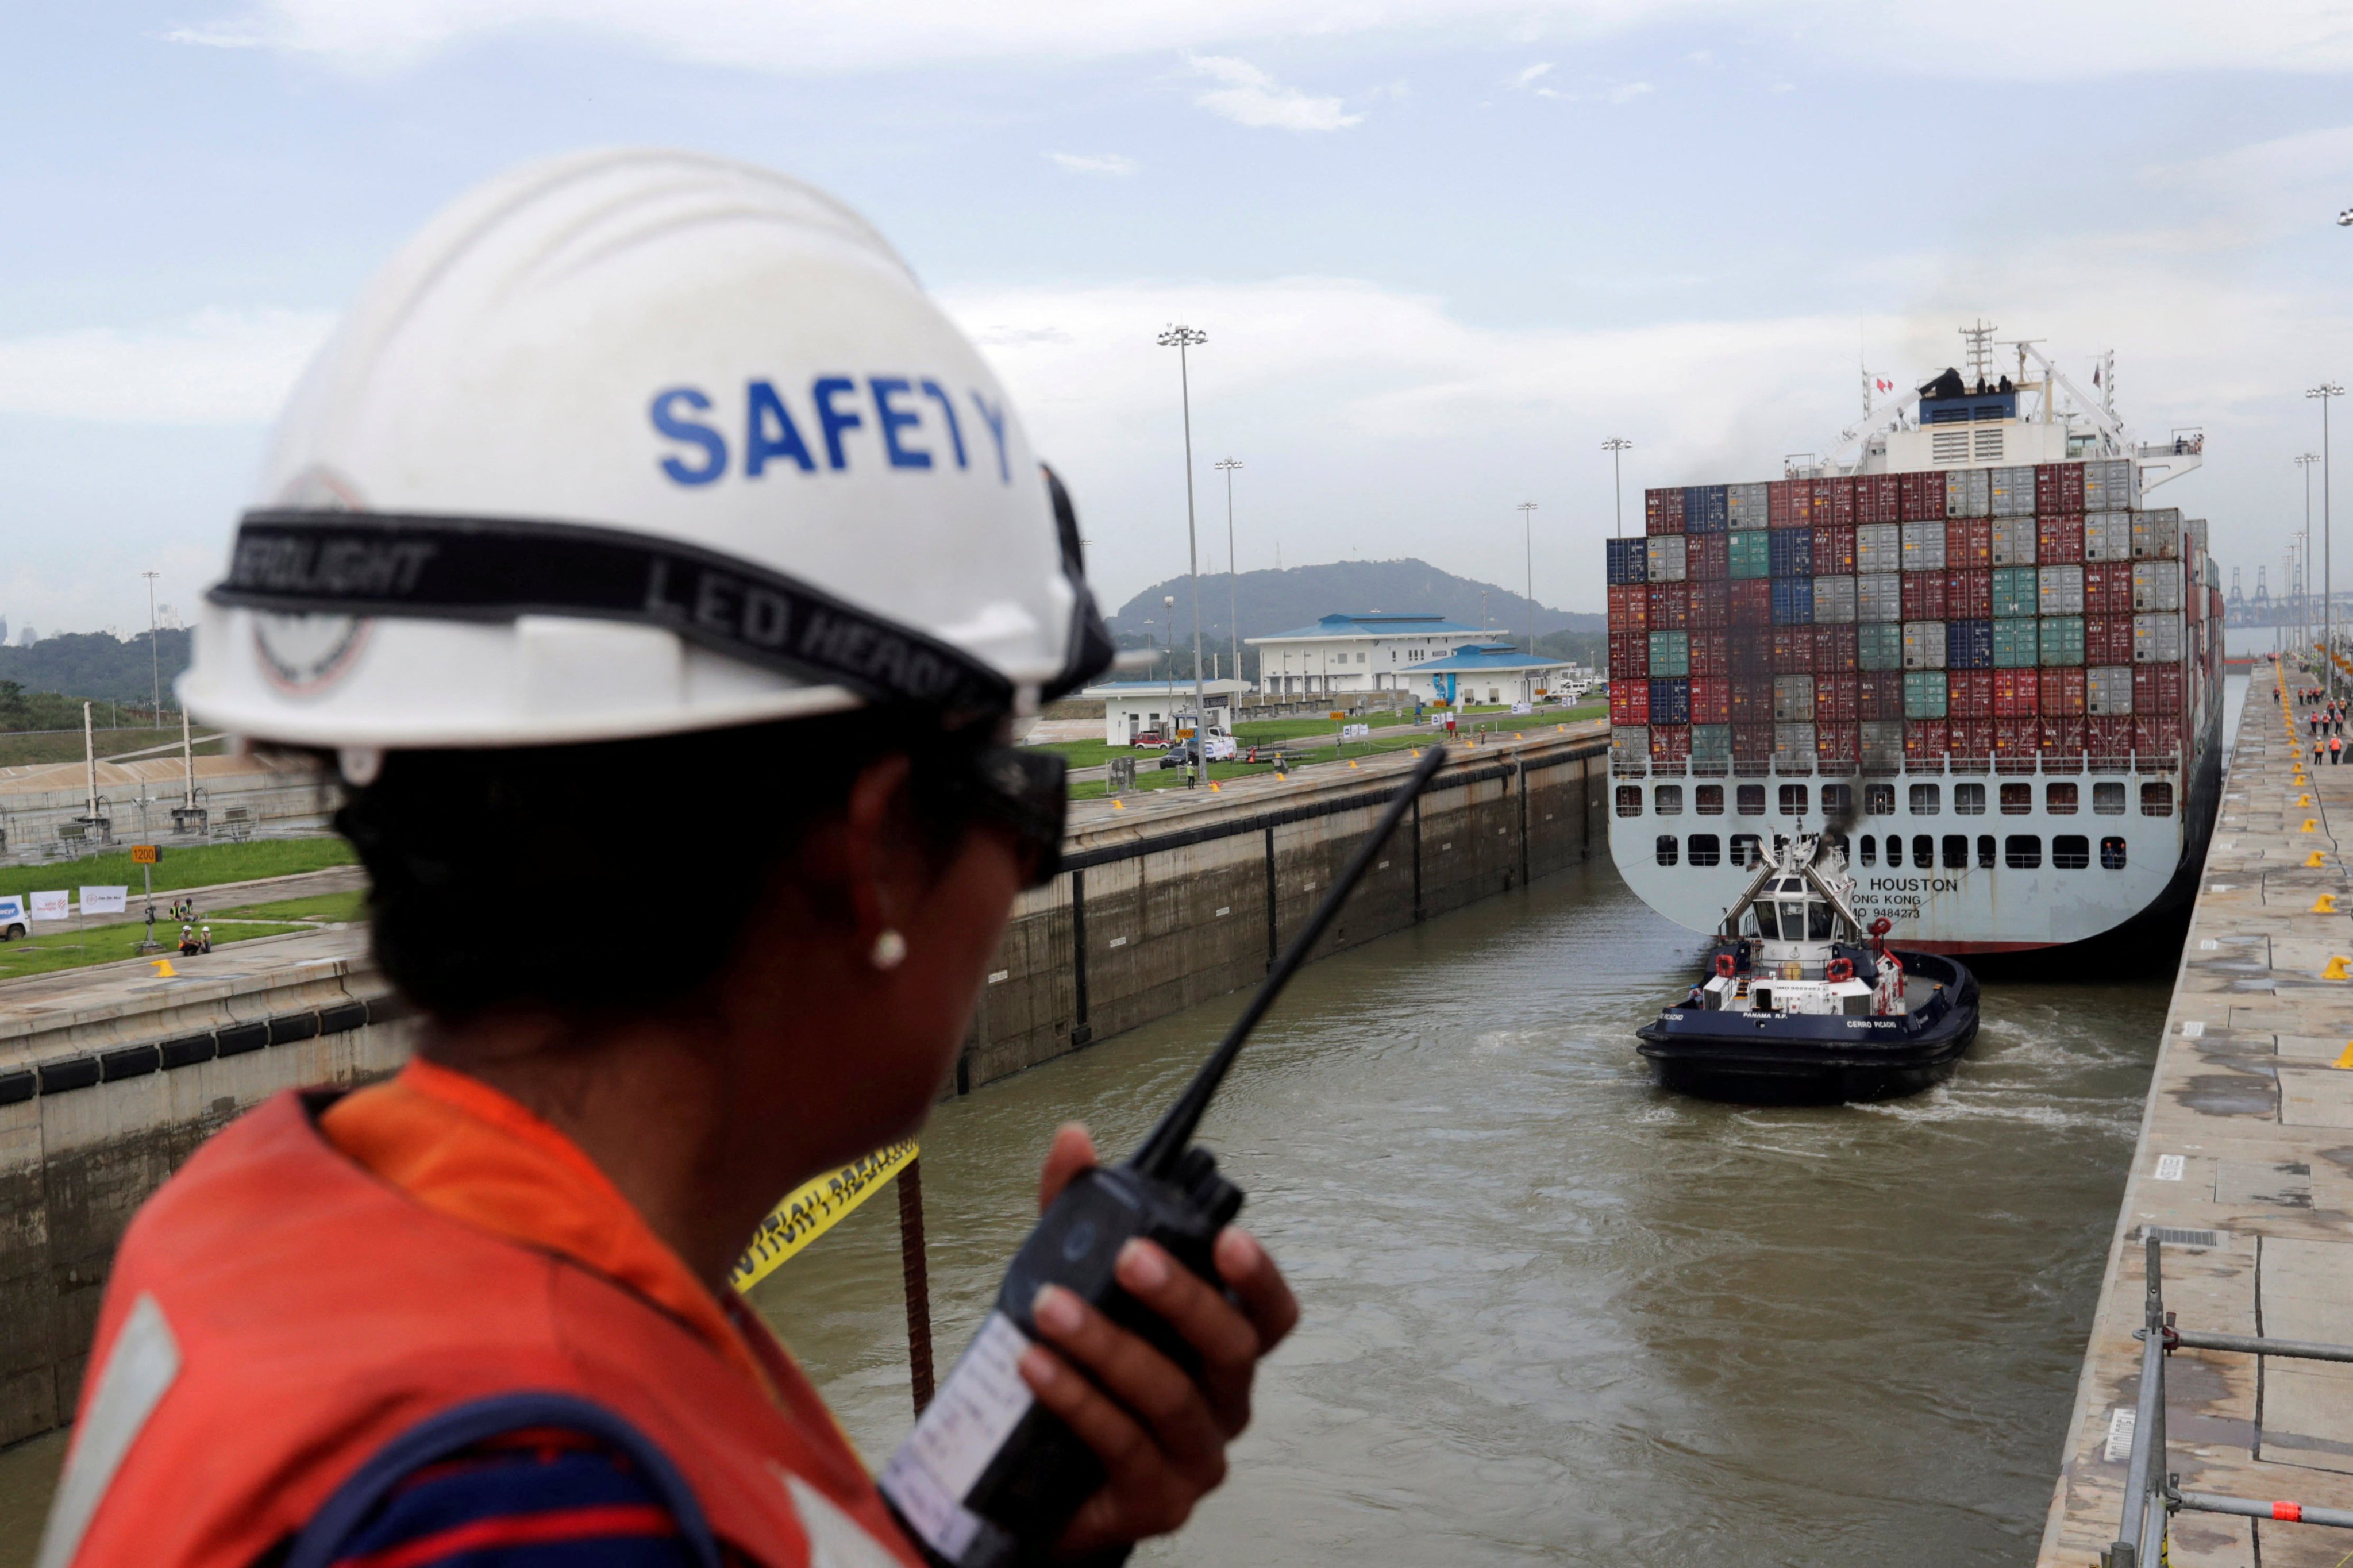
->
<box><xmin>0</xmin><ymin>738</ymin><xmax>1605</xmax><ymax>1448</ymax></box>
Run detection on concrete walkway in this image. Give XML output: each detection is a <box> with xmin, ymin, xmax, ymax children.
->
<box><xmin>2040</xmin><ymin>667</ymin><xmax>2353</xmax><ymax>1567</ymax></box>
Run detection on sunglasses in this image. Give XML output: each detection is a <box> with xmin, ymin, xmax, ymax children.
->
<box><xmin>936</xmin><ymin>745</ymin><xmax>1068</xmax><ymax>888</ymax></box>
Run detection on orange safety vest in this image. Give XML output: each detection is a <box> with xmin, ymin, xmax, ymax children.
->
<box><xmin>41</xmin><ymin>1091</ymin><xmax>922</xmax><ymax>1568</ymax></box>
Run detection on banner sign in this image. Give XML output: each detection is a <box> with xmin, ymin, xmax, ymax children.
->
<box><xmin>729</xmin><ymin>1138</ymin><xmax>919</xmax><ymax>1293</ymax></box>
<box><xmin>80</xmin><ymin>887</ymin><xmax>129</xmax><ymax>916</ymax></box>
<box><xmin>30</xmin><ymin>892</ymin><xmax>69</xmax><ymax>922</ymax></box>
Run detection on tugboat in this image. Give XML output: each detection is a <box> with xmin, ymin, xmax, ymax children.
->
<box><xmin>1636</xmin><ymin>834</ymin><xmax>1981</xmax><ymax>1102</ymax></box>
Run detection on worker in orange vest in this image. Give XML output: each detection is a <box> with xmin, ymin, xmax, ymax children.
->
<box><xmin>41</xmin><ymin>152</ymin><xmax>1295</xmax><ymax>1568</ymax></box>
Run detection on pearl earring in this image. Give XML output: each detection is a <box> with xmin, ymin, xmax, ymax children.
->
<box><xmin>870</xmin><ymin>929</ymin><xmax>907</xmax><ymax>970</ymax></box>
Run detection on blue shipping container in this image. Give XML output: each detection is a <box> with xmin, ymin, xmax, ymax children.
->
<box><xmin>1946</xmin><ymin>618</ymin><xmax>1994</xmax><ymax>669</ymax></box>
<box><xmin>1684</xmin><ymin>485</ymin><xmax>1730</xmax><ymax>533</ymax></box>
<box><xmin>1607</xmin><ymin>537</ymin><xmax>1649</xmax><ymax>586</ymax></box>
<box><xmin>1649</xmin><ymin>677</ymin><xmax>1692</xmax><ymax>726</ymax></box>
<box><xmin>1769</xmin><ymin>529</ymin><xmax>1815</xmax><ymax>577</ymax></box>
<box><xmin>1770</xmin><ymin>577</ymin><xmax>1815</xmax><ymax>625</ymax></box>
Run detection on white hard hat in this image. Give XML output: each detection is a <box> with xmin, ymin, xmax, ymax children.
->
<box><xmin>182</xmin><ymin>148</ymin><xmax>1111</xmax><ymax>749</ymax></box>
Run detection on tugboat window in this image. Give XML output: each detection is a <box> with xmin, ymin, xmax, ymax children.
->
<box><xmin>1942</xmin><ymin>834</ymin><xmax>1969</xmax><ymax>869</ymax></box>
<box><xmin>1821</xmin><ymin>784</ymin><xmax>1853</xmax><ymax>817</ymax></box>
<box><xmin>1656</xmin><ymin>835</ymin><xmax>1679</xmax><ymax>866</ymax></box>
<box><xmin>2000</xmin><ymin>783</ymin><xmax>2032</xmax><ymax>815</ymax></box>
<box><xmin>2052</xmin><ymin>834</ymin><xmax>2090</xmax><ymax>869</ymax></box>
<box><xmin>1954</xmin><ymin>783</ymin><xmax>1986</xmax><ymax>815</ymax></box>
<box><xmin>1616</xmin><ymin>786</ymin><xmax>1643</xmax><ymax>818</ymax></box>
<box><xmin>1655</xmin><ymin>785</ymin><xmax>1684</xmax><ymax>815</ymax></box>
<box><xmin>1780</xmin><ymin>784</ymin><xmax>1809</xmax><ymax>816</ymax></box>
<box><xmin>2005</xmin><ymin>834</ymin><xmax>2043</xmax><ymax>869</ymax></box>
<box><xmin>1910</xmin><ymin>784</ymin><xmax>1940</xmax><ymax>815</ymax></box>
<box><xmin>2047</xmin><ymin>782</ymin><xmax>2079</xmax><ymax>815</ymax></box>
<box><xmin>1737</xmin><ymin>784</ymin><xmax>1766</xmax><ymax>815</ymax></box>
<box><xmin>1696</xmin><ymin>784</ymin><xmax>1724</xmax><ymax>815</ymax></box>
<box><xmin>2140</xmin><ymin>781</ymin><xmax>2174</xmax><ymax>818</ymax></box>
<box><xmin>1866</xmin><ymin>784</ymin><xmax>1896</xmax><ymax>815</ymax></box>
<box><xmin>1977</xmin><ymin>834</ymin><xmax>1996</xmax><ymax>868</ymax></box>
<box><xmin>1688</xmin><ymin>834</ymin><xmax>1722</xmax><ymax>866</ymax></box>
<box><xmin>1808</xmin><ymin>900</ymin><xmax>1834</xmax><ymax>940</ymax></box>
<box><xmin>1730</xmin><ymin>833</ymin><xmax>1762</xmax><ymax>867</ymax></box>
<box><xmin>1860</xmin><ymin>836</ymin><xmax>1877</xmax><ymax>866</ymax></box>
<box><xmin>2101</xmin><ymin>835</ymin><xmax>2127</xmax><ymax>869</ymax></box>
<box><xmin>2094</xmin><ymin>781</ymin><xmax>2127</xmax><ymax>815</ymax></box>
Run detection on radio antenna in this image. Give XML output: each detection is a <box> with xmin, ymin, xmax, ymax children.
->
<box><xmin>1131</xmin><ymin>745</ymin><xmax>1449</xmax><ymax>1178</ymax></box>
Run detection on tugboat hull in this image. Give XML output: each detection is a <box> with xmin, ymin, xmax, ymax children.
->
<box><xmin>1635</xmin><ymin>950</ymin><xmax>1981</xmax><ymax>1103</ymax></box>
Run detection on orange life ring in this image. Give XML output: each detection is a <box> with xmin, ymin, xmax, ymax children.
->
<box><xmin>1715</xmin><ymin>953</ymin><xmax>1735</xmax><ymax>978</ymax></box>
<box><xmin>1827</xmin><ymin>957</ymin><xmax>1854</xmax><ymax>983</ymax></box>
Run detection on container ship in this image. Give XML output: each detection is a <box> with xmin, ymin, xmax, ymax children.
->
<box><xmin>1604</xmin><ymin>338</ymin><xmax>2222</xmax><ymax>954</ymax></box>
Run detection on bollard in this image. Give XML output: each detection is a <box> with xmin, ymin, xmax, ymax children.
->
<box><xmin>897</xmin><ymin>1157</ymin><xmax>935</xmax><ymax>1415</ymax></box>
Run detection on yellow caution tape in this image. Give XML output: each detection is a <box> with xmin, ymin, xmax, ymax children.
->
<box><xmin>730</xmin><ymin>1138</ymin><xmax>919</xmax><ymax>1293</ymax></box>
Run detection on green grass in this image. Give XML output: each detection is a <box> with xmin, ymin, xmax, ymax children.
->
<box><xmin>0</xmin><ymin>918</ymin><xmax>308</xmax><ymax>980</ymax></box>
<box><xmin>214</xmin><ymin>890</ymin><xmax>368</xmax><ymax>924</ymax></box>
<box><xmin>0</xmin><ymin>726</ymin><xmax>224</xmax><ymax>769</ymax></box>
<box><xmin>1028</xmin><ymin>738</ymin><xmax>1123</xmax><ymax>770</ymax></box>
<box><xmin>0</xmin><ymin>837</ymin><xmax>356</xmax><ymax>902</ymax></box>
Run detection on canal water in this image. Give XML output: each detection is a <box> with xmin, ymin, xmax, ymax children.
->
<box><xmin>3</xmin><ymin>678</ymin><xmax>2247</xmax><ymax>1561</ymax></box>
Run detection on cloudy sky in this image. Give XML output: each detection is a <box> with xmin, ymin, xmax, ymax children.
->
<box><xmin>6</xmin><ymin>2</ymin><xmax>2353</xmax><ymax>638</ymax></box>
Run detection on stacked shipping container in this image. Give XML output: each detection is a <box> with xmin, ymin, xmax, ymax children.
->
<box><xmin>1608</xmin><ymin>462</ymin><xmax>2186</xmax><ymax>772</ymax></box>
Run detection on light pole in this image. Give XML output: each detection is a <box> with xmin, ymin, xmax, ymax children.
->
<box><xmin>141</xmin><ymin>571</ymin><xmax>161</xmax><ymax>727</ymax></box>
<box><xmin>2300</xmin><ymin>452</ymin><xmax>2321</xmax><ymax>668</ymax></box>
<box><xmin>2313</xmin><ymin>385</ymin><xmax>2344</xmax><ymax>697</ymax></box>
<box><xmin>1602</xmin><ymin>438</ymin><xmax>1632</xmax><ymax>535</ymax></box>
<box><xmin>1159</xmin><ymin>325</ymin><xmax>1210</xmax><ymax>786</ymax></box>
<box><xmin>1518</xmin><ymin>502</ymin><xmax>1539</xmax><ymax>655</ymax></box>
<box><xmin>1216</xmin><ymin>457</ymin><xmax>1243</xmax><ymax>701</ymax></box>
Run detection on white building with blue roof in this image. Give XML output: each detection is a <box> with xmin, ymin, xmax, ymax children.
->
<box><xmin>1245</xmin><ymin>612</ymin><xmax>1493</xmax><ymax>697</ymax></box>
<box><xmin>1401</xmin><ymin>643</ymin><xmax>1576</xmax><ymax>707</ymax></box>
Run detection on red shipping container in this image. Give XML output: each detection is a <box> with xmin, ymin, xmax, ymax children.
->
<box><xmin>1948</xmin><ymin>669</ymin><xmax>1993</xmax><ymax>718</ymax></box>
<box><xmin>1689</xmin><ymin>630</ymin><xmax>1729</xmax><ymax>676</ymax></box>
<box><xmin>2085</xmin><ymin>614</ymin><xmax>2134</xmax><ymax>665</ymax></box>
<box><xmin>1905</xmin><ymin>720</ymin><xmax>1948</xmax><ymax>761</ymax></box>
<box><xmin>2036</xmin><ymin>462</ymin><xmax>2084</xmax><ymax>514</ymax></box>
<box><xmin>2134</xmin><ymin>665</ymin><xmax>2184</xmax><ymax>714</ymax></box>
<box><xmin>1816</xmin><ymin>723</ymin><xmax>1860</xmax><ymax>764</ymax></box>
<box><xmin>1947</xmin><ymin>517</ymin><xmax>1992</xmax><ymax>571</ymax></box>
<box><xmin>1898</xmin><ymin>471</ymin><xmax>1944</xmax><ymax>522</ymax></box>
<box><xmin>1647</xmin><ymin>581</ymin><xmax>1690</xmax><ymax>630</ymax></box>
<box><xmin>1772</xmin><ymin>627</ymin><xmax>1812</xmax><ymax>673</ymax></box>
<box><xmin>2132</xmin><ymin>714</ymin><xmax>2178</xmax><ymax>756</ymax></box>
<box><xmin>1856</xmin><ymin>473</ymin><xmax>1900</xmax><ymax>525</ymax></box>
<box><xmin>1732</xmin><ymin>722</ymin><xmax>1774</xmax><ymax>758</ymax></box>
<box><xmin>1902</xmin><ymin>569</ymin><xmax>1947</xmax><ymax>621</ymax></box>
<box><xmin>1687</xmin><ymin>532</ymin><xmax>1728</xmax><ymax>581</ymax></box>
<box><xmin>1767</xmin><ymin>479</ymin><xmax>1801</xmax><ymax>529</ymax></box>
<box><xmin>2041</xmin><ymin>716</ymin><xmax>2088</xmax><ymax>758</ymax></box>
<box><xmin>1944</xmin><ymin>568</ymin><xmax>1992</xmax><ymax>620</ymax></box>
<box><xmin>1689</xmin><ymin>675</ymin><xmax>1732</xmax><ymax>724</ymax></box>
<box><xmin>2088</xmin><ymin>715</ymin><xmax>2132</xmax><ymax>760</ymax></box>
<box><xmin>1821</xmin><ymin>475</ymin><xmax>1856</xmax><ymax>527</ymax></box>
<box><xmin>1609</xmin><ymin>683</ymin><xmax>1649</xmax><ymax>725</ymax></box>
<box><xmin>1730</xmin><ymin>676</ymin><xmax>1773</xmax><ymax>723</ymax></box>
<box><xmin>1949</xmin><ymin>718</ymin><xmax>1995</xmax><ymax>760</ymax></box>
<box><xmin>1992</xmin><ymin>668</ymin><xmax>2039</xmax><ymax>716</ymax></box>
<box><xmin>1728</xmin><ymin>626</ymin><xmax>1772</xmax><ymax>666</ymax></box>
<box><xmin>2039</xmin><ymin>666</ymin><xmax>2086</xmax><ymax>716</ymax></box>
<box><xmin>2083</xmin><ymin>561</ymin><xmax>2132</xmax><ymax>615</ymax></box>
<box><xmin>1650</xmin><ymin>725</ymin><xmax>1692</xmax><ymax>762</ymax></box>
<box><xmin>1811</xmin><ymin>523</ymin><xmax>1858</xmax><ymax>576</ymax></box>
<box><xmin>1609</xmin><ymin>631</ymin><xmax>1649</xmax><ymax>680</ymax></box>
<box><xmin>1812</xmin><ymin>623</ymin><xmax>1859</xmax><ymax>671</ymax></box>
<box><xmin>1859</xmin><ymin>670</ymin><xmax>1905</xmax><ymax>720</ymax></box>
<box><xmin>1815</xmin><ymin>672</ymin><xmax>1859</xmax><ymax>723</ymax></box>
<box><xmin>1731</xmin><ymin>580</ymin><xmax>1773</xmax><ymax>627</ymax></box>
<box><xmin>1994</xmin><ymin>716</ymin><xmax>2040</xmax><ymax>757</ymax></box>
<box><xmin>2036</xmin><ymin>515</ymin><xmax>2085</xmax><ymax>564</ymax></box>
<box><xmin>1645</xmin><ymin>487</ymin><xmax>1685</xmax><ymax>534</ymax></box>
<box><xmin>1608</xmin><ymin>584</ymin><xmax>1649</xmax><ymax>632</ymax></box>
<box><xmin>1689</xmin><ymin>580</ymin><xmax>1731</xmax><ymax>630</ymax></box>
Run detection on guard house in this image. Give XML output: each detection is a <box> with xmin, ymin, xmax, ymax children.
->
<box><xmin>1246</xmin><ymin>612</ymin><xmax>1489</xmax><ymax>696</ymax></box>
<box><xmin>1081</xmin><ymin>678</ymin><xmax>1253</xmax><ymax>746</ymax></box>
<box><xmin>1402</xmin><ymin>643</ymin><xmax>1573</xmax><ymax>707</ymax></box>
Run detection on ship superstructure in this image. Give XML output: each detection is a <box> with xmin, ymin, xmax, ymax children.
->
<box><xmin>1604</xmin><ymin>333</ymin><xmax>2223</xmax><ymax>953</ymax></box>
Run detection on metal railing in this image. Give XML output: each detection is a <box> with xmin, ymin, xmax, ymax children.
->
<box><xmin>2105</xmin><ymin>1234</ymin><xmax>2353</xmax><ymax>1566</ymax></box>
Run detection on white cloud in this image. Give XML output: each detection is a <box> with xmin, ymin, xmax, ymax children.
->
<box><xmin>1046</xmin><ymin>151</ymin><xmax>1139</xmax><ymax>176</ymax></box>
<box><xmin>1188</xmin><ymin>55</ymin><xmax>1362</xmax><ymax>132</ymax></box>
<box><xmin>1605</xmin><ymin>79</ymin><xmax>1653</xmax><ymax>102</ymax></box>
<box><xmin>1513</xmin><ymin>61</ymin><xmax>1554</xmax><ymax>87</ymax></box>
<box><xmin>165</xmin><ymin>0</ymin><xmax>2353</xmax><ymax>78</ymax></box>
<box><xmin>0</xmin><ymin>309</ymin><xmax>335</xmax><ymax>425</ymax></box>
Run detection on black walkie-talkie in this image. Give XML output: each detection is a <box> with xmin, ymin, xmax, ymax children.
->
<box><xmin>879</xmin><ymin>745</ymin><xmax>1449</xmax><ymax>1567</ymax></box>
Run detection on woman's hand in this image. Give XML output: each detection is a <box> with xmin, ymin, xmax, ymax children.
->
<box><xmin>1016</xmin><ymin>1123</ymin><xmax>1299</xmax><ymax>1559</ymax></box>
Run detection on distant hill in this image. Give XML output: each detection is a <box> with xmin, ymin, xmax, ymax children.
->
<box><xmin>1104</xmin><ymin>558</ymin><xmax>1600</xmax><ymax>680</ymax></box>
<box><xmin>0</xmin><ymin>629</ymin><xmax>190</xmax><ymax>714</ymax></box>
